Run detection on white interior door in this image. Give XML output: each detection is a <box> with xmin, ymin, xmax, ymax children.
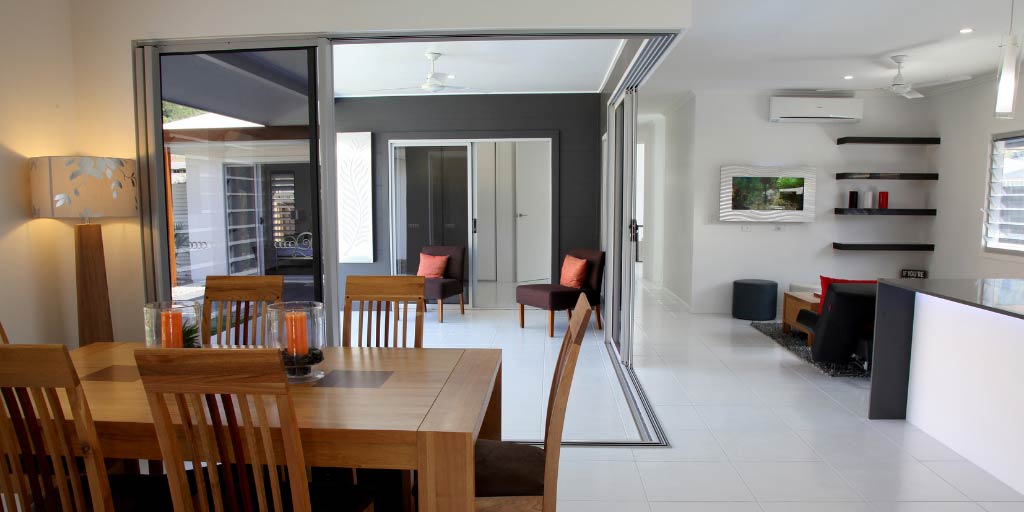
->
<box><xmin>514</xmin><ymin>141</ymin><xmax>552</xmax><ymax>283</ymax></box>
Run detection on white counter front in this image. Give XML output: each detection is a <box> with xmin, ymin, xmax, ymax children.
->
<box><xmin>907</xmin><ymin>292</ymin><xmax>1024</xmax><ymax>494</ymax></box>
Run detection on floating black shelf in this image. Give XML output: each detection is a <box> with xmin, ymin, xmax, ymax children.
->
<box><xmin>835</xmin><ymin>172</ymin><xmax>939</xmax><ymax>180</ymax></box>
<box><xmin>836</xmin><ymin>137</ymin><xmax>940</xmax><ymax>145</ymax></box>
<box><xmin>834</xmin><ymin>208</ymin><xmax>937</xmax><ymax>216</ymax></box>
<box><xmin>833</xmin><ymin>243</ymin><xmax>935</xmax><ymax>252</ymax></box>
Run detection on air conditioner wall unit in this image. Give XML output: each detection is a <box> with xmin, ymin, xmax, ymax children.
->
<box><xmin>769</xmin><ymin>97</ymin><xmax>864</xmax><ymax>123</ymax></box>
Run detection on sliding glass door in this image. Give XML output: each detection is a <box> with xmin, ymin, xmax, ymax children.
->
<box><xmin>390</xmin><ymin>144</ymin><xmax>471</xmax><ymax>276</ymax></box>
<box><xmin>608</xmin><ymin>90</ymin><xmax>639</xmax><ymax>364</ymax></box>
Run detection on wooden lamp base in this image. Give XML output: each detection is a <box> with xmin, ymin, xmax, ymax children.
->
<box><xmin>75</xmin><ymin>224</ymin><xmax>113</xmax><ymax>345</ymax></box>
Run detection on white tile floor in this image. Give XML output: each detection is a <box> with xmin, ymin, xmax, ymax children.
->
<box><xmin>414</xmin><ymin>303</ymin><xmax>642</xmax><ymax>442</ymax></box>
<box><xmin>549</xmin><ymin>283</ymin><xmax>1024</xmax><ymax>510</ymax></box>
<box><xmin>390</xmin><ymin>281</ymin><xmax>1024</xmax><ymax>509</ymax></box>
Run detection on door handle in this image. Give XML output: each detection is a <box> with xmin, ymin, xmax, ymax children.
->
<box><xmin>517</xmin><ymin>213</ymin><xmax>527</xmax><ymax>218</ymax></box>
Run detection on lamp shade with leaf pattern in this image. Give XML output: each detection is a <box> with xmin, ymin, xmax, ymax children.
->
<box><xmin>29</xmin><ymin>156</ymin><xmax>138</xmax><ymax>219</ymax></box>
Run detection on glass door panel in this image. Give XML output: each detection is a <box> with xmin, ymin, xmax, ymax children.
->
<box><xmin>391</xmin><ymin>145</ymin><xmax>470</xmax><ymax>276</ymax></box>
<box><xmin>161</xmin><ymin>48</ymin><xmax>320</xmax><ymax>303</ymax></box>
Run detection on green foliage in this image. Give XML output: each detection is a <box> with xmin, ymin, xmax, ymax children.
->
<box><xmin>182</xmin><ymin>321</ymin><xmax>200</xmax><ymax>348</ymax></box>
<box><xmin>162</xmin><ymin>101</ymin><xmax>205</xmax><ymax>124</ymax></box>
<box><xmin>776</xmin><ymin>177</ymin><xmax>804</xmax><ymax>190</ymax></box>
<box><xmin>731</xmin><ymin>176</ymin><xmax>805</xmax><ymax>211</ymax></box>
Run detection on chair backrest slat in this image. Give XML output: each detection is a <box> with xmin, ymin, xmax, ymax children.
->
<box><xmin>343</xmin><ymin>276</ymin><xmax>425</xmax><ymax>348</ymax></box>
<box><xmin>0</xmin><ymin>344</ymin><xmax>113</xmax><ymax>511</ymax></box>
<box><xmin>202</xmin><ymin>275</ymin><xmax>284</xmax><ymax>347</ymax></box>
<box><xmin>136</xmin><ymin>348</ymin><xmax>311</xmax><ymax>512</ymax></box>
<box><xmin>541</xmin><ymin>295</ymin><xmax>591</xmax><ymax>511</ymax></box>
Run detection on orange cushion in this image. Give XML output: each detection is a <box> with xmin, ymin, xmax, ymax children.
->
<box><xmin>559</xmin><ymin>255</ymin><xmax>588</xmax><ymax>289</ymax></box>
<box><xmin>818</xmin><ymin>275</ymin><xmax>877</xmax><ymax>314</ymax></box>
<box><xmin>417</xmin><ymin>253</ymin><xmax>449</xmax><ymax>279</ymax></box>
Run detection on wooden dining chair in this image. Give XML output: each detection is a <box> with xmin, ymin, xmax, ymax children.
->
<box><xmin>201</xmin><ymin>275</ymin><xmax>284</xmax><ymax>347</ymax></box>
<box><xmin>0</xmin><ymin>320</ymin><xmax>8</xmax><ymax>344</ymax></box>
<box><xmin>135</xmin><ymin>348</ymin><xmax>373</xmax><ymax>512</ymax></box>
<box><xmin>342</xmin><ymin>276</ymin><xmax>425</xmax><ymax>348</ymax></box>
<box><xmin>0</xmin><ymin>344</ymin><xmax>171</xmax><ymax>512</ymax></box>
<box><xmin>474</xmin><ymin>295</ymin><xmax>592</xmax><ymax>512</ymax></box>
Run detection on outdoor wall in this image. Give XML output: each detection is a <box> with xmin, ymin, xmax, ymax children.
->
<box><xmin>0</xmin><ymin>0</ymin><xmax>81</xmax><ymax>345</ymax></box>
<box><xmin>334</xmin><ymin>94</ymin><xmax>601</xmax><ymax>285</ymax></box>
<box><xmin>928</xmin><ymin>78</ymin><xmax>1024</xmax><ymax>279</ymax></box>
<box><xmin>685</xmin><ymin>92</ymin><xmax>938</xmax><ymax>314</ymax></box>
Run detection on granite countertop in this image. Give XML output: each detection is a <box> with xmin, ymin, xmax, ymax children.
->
<box><xmin>880</xmin><ymin>278</ymin><xmax>1024</xmax><ymax>321</ymax></box>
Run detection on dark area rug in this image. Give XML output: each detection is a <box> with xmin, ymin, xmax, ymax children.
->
<box><xmin>749</xmin><ymin>322</ymin><xmax>870</xmax><ymax>378</ymax></box>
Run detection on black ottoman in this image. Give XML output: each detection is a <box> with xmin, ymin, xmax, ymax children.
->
<box><xmin>732</xmin><ymin>279</ymin><xmax>778</xmax><ymax>320</ymax></box>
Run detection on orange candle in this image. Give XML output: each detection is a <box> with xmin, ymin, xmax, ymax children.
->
<box><xmin>160</xmin><ymin>310</ymin><xmax>183</xmax><ymax>348</ymax></box>
<box><xmin>286</xmin><ymin>311</ymin><xmax>309</xmax><ymax>356</ymax></box>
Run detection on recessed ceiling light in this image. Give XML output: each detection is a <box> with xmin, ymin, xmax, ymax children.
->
<box><xmin>843</xmin><ymin>75</ymin><xmax>854</xmax><ymax>80</ymax></box>
<box><xmin>960</xmin><ymin>27</ymin><xmax>974</xmax><ymax>34</ymax></box>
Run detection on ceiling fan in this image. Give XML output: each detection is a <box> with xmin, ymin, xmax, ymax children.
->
<box><xmin>819</xmin><ymin>55</ymin><xmax>972</xmax><ymax>99</ymax></box>
<box><xmin>366</xmin><ymin>52</ymin><xmax>479</xmax><ymax>94</ymax></box>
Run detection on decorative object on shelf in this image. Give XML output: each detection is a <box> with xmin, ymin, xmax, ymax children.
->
<box><xmin>878</xmin><ymin>191</ymin><xmax>890</xmax><ymax>209</ymax></box>
<box><xmin>337</xmin><ymin>132</ymin><xmax>375</xmax><ymax>263</ymax></box>
<box><xmin>719</xmin><ymin>165</ymin><xmax>816</xmax><ymax>222</ymax></box>
<box><xmin>144</xmin><ymin>301</ymin><xmax>201</xmax><ymax>348</ymax></box>
<box><xmin>29</xmin><ymin>156</ymin><xmax>139</xmax><ymax>346</ymax></box>
<box><xmin>268</xmin><ymin>301</ymin><xmax>325</xmax><ymax>383</ymax></box>
<box><xmin>863</xmin><ymin>189</ymin><xmax>875</xmax><ymax>209</ymax></box>
<box><xmin>847</xmin><ymin>190</ymin><xmax>860</xmax><ymax>209</ymax></box>
<box><xmin>995</xmin><ymin>0</ymin><xmax>1021</xmax><ymax>118</ymax></box>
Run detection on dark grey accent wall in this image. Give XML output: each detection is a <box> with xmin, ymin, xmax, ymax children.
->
<box><xmin>335</xmin><ymin>94</ymin><xmax>602</xmax><ymax>284</ymax></box>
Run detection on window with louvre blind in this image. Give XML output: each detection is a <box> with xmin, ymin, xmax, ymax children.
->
<box><xmin>986</xmin><ymin>134</ymin><xmax>1024</xmax><ymax>254</ymax></box>
<box><xmin>270</xmin><ymin>172</ymin><xmax>297</xmax><ymax>245</ymax></box>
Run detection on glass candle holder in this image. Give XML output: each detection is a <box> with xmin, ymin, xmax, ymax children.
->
<box><xmin>267</xmin><ymin>301</ymin><xmax>326</xmax><ymax>383</ymax></box>
<box><xmin>144</xmin><ymin>301</ymin><xmax>201</xmax><ymax>348</ymax></box>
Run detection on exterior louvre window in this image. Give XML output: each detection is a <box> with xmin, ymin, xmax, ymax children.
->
<box><xmin>271</xmin><ymin>172</ymin><xmax>297</xmax><ymax>245</ymax></box>
<box><xmin>986</xmin><ymin>135</ymin><xmax>1024</xmax><ymax>254</ymax></box>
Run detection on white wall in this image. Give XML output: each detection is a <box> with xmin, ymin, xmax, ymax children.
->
<box><xmin>660</xmin><ymin>95</ymin><xmax>696</xmax><ymax>307</ymax></box>
<box><xmin>637</xmin><ymin>117</ymin><xmax>666</xmax><ymax>287</ymax></box>
<box><xmin>686</xmin><ymin>92</ymin><xmax>938</xmax><ymax>314</ymax></box>
<box><xmin>0</xmin><ymin>0</ymin><xmax>81</xmax><ymax>345</ymax></box>
<box><xmin>929</xmin><ymin>78</ymin><xmax>1024</xmax><ymax>279</ymax></box>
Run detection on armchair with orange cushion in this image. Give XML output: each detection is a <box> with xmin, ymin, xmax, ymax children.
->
<box><xmin>516</xmin><ymin>249</ymin><xmax>604</xmax><ymax>337</ymax></box>
<box><xmin>417</xmin><ymin>245</ymin><xmax>466</xmax><ymax>322</ymax></box>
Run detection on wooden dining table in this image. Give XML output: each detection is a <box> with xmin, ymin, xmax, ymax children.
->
<box><xmin>70</xmin><ymin>342</ymin><xmax>502</xmax><ymax>512</ymax></box>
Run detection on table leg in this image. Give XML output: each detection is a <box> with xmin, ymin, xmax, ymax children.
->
<box><xmin>782</xmin><ymin>300</ymin><xmax>793</xmax><ymax>333</ymax></box>
<box><xmin>480</xmin><ymin>364</ymin><xmax>501</xmax><ymax>441</ymax></box>
<box><xmin>417</xmin><ymin>431</ymin><xmax>474</xmax><ymax>512</ymax></box>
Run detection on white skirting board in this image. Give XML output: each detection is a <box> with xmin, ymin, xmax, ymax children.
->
<box><xmin>907</xmin><ymin>293</ymin><xmax>1024</xmax><ymax>494</ymax></box>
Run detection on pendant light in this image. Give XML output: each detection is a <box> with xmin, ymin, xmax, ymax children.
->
<box><xmin>996</xmin><ymin>0</ymin><xmax>1022</xmax><ymax>118</ymax></box>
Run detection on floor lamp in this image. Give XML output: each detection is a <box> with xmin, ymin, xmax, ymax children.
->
<box><xmin>30</xmin><ymin>156</ymin><xmax>138</xmax><ymax>346</ymax></box>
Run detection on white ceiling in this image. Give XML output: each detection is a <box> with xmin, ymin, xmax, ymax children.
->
<box><xmin>333</xmin><ymin>39</ymin><xmax>625</xmax><ymax>97</ymax></box>
<box><xmin>641</xmin><ymin>0</ymin><xmax>1016</xmax><ymax>112</ymax></box>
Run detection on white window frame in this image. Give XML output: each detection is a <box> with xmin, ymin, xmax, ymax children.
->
<box><xmin>985</xmin><ymin>131</ymin><xmax>1024</xmax><ymax>256</ymax></box>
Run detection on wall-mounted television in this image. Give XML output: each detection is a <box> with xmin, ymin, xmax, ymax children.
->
<box><xmin>719</xmin><ymin>165</ymin><xmax>816</xmax><ymax>222</ymax></box>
